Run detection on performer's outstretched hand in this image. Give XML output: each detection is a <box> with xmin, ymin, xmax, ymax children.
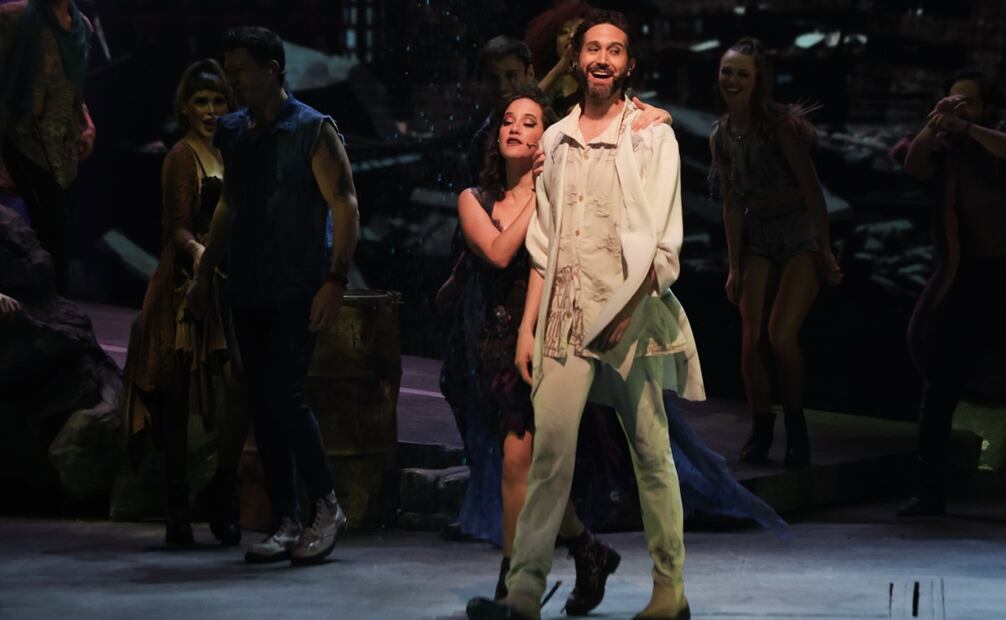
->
<box><xmin>310</xmin><ymin>280</ymin><xmax>345</xmax><ymax>332</ymax></box>
<box><xmin>0</xmin><ymin>292</ymin><xmax>21</xmax><ymax>318</ymax></box>
<box><xmin>515</xmin><ymin>327</ymin><xmax>534</xmax><ymax>385</ymax></box>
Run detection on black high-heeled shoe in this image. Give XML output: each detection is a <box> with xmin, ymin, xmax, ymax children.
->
<box><xmin>740</xmin><ymin>413</ymin><xmax>775</xmax><ymax>464</ymax></box>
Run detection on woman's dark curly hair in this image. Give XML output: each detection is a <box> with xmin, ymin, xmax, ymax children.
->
<box><xmin>478</xmin><ymin>86</ymin><xmax>558</xmax><ymax>202</ymax></box>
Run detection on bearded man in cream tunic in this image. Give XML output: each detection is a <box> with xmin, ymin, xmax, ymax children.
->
<box><xmin>466</xmin><ymin>10</ymin><xmax>704</xmax><ymax>620</ymax></box>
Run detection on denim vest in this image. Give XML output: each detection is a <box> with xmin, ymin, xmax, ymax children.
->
<box><xmin>214</xmin><ymin>95</ymin><xmax>333</xmax><ymax>308</ymax></box>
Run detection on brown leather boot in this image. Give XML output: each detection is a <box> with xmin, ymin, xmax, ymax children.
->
<box><xmin>634</xmin><ymin>580</ymin><xmax>690</xmax><ymax>619</ymax></box>
<box><xmin>563</xmin><ymin>529</ymin><xmax>621</xmax><ymax>616</ymax></box>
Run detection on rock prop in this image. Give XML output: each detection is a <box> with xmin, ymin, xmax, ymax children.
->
<box><xmin>395</xmin><ymin>442</ymin><xmax>467</xmax><ymax>532</ymax></box>
<box><xmin>397</xmin><ymin>465</ymin><xmax>469</xmax><ymax>531</ymax></box>
<box><xmin>0</xmin><ymin>205</ymin><xmax>124</xmax><ymax>504</ymax></box>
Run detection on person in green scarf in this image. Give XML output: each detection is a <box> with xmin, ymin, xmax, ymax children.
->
<box><xmin>0</xmin><ymin>0</ymin><xmax>95</xmax><ymax>296</ymax></box>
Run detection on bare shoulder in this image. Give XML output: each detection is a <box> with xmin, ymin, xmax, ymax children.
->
<box><xmin>457</xmin><ymin>186</ymin><xmax>478</xmax><ymax>207</ymax></box>
<box><xmin>312</xmin><ymin>119</ymin><xmax>346</xmax><ymax>161</ymax></box>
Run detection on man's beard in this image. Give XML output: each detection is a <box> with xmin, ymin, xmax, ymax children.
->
<box><xmin>574</xmin><ymin>64</ymin><xmax>629</xmax><ymax>102</ymax></box>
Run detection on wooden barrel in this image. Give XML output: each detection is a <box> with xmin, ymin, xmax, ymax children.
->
<box><xmin>240</xmin><ymin>290</ymin><xmax>402</xmax><ymax>531</ymax></box>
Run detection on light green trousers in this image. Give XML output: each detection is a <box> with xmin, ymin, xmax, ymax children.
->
<box><xmin>506</xmin><ymin>354</ymin><xmax>685</xmax><ymax>600</ymax></box>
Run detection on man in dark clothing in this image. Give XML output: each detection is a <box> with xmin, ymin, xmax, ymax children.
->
<box><xmin>189</xmin><ymin>26</ymin><xmax>359</xmax><ymax>564</ymax></box>
<box><xmin>467</xmin><ymin>36</ymin><xmax>537</xmax><ymax>186</ymax></box>
<box><xmin>900</xmin><ymin>68</ymin><xmax>1006</xmax><ymax>517</ymax></box>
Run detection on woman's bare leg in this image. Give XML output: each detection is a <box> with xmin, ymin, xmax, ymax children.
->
<box><xmin>767</xmin><ymin>251</ymin><xmax>821</xmax><ymax>465</ymax></box>
<box><xmin>766</xmin><ymin>252</ymin><xmax>821</xmax><ymax>412</ymax></box>
<box><xmin>739</xmin><ymin>255</ymin><xmax>777</xmax><ymax>415</ymax></box>
<box><xmin>501</xmin><ymin>431</ymin><xmax>534</xmax><ymax>558</ymax></box>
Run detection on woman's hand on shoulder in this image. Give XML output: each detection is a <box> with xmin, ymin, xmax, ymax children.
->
<box><xmin>632</xmin><ymin>97</ymin><xmax>672</xmax><ymax>132</ymax></box>
<box><xmin>532</xmin><ymin>145</ymin><xmax>545</xmax><ymax>186</ymax></box>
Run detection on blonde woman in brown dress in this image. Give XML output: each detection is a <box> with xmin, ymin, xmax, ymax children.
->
<box><xmin>123</xmin><ymin>59</ymin><xmax>246</xmax><ymax>546</ymax></box>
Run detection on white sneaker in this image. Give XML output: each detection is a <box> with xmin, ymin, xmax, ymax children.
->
<box><xmin>244</xmin><ymin>516</ymin><xmax>302</xmax><ymax>564</ymax></box>
<box><xmin>290</xmin><ymin>492</ymin><xmax>347</xmax><ymax>565</ymax></box>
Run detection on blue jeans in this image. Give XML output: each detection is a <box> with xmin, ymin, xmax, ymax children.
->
<box><xmin>232</xmin><ymin>299</ymin><xmax>333</xmax><ymax>520</ymax></box>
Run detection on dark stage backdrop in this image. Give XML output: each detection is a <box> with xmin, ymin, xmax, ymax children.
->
<box><xmin>50</xmin><ymin>0</ymin><xmax>1006</xmax><ymax>420</ymax></box>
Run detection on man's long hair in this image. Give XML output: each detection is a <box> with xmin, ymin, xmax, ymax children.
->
<box><xmin>569</xmin><ymin>9</ymin><xmax>638</xmax><ymax>98</ymax></box>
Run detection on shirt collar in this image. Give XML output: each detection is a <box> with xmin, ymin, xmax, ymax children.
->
<box><xmin>558</xmin><ymin>95</ymin><xmax>636</xmax><ymax>147</ymax></box>
<box><xmin>271</xmin><ymin>93</ymin><xmax>301</xmax><ymax>132</ymax></box>
<box><xmin>240</xmin><ymin>92</ymin><xmax>300</xmax><ymax>137</ymax></box>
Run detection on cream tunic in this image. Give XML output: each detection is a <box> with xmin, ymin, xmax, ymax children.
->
<box><xmin>526</xmin><ymin>98</ymin><xmax>706</xmax><ymax>403</ymax></box>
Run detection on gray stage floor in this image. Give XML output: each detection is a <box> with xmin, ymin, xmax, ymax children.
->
<box><xmin>2</xmin><ymin>499</ymin><xmax>1006</xmax><ymax>619</ymax></box>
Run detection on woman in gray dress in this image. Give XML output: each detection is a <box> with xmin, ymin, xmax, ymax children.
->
<box><xmin>710</xmin><ymin>38</ymin><xmax>842</xmax><ymax>467</ymax></box>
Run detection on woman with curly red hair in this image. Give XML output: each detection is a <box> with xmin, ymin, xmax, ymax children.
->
<box><xmin>524</xmin><ymin>0</ymin><xmax>595</xmax><ymax>115</ymax></box>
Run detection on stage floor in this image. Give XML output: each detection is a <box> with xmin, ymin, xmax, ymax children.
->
<box><xmin>2</xmin><ymin>497</ymin><xmax>1005</xmax><ymax>619</ymax></box>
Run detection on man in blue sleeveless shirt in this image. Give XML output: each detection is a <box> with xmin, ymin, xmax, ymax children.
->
<box><xmin>189</xmin><ymin>26</ymin><xmax>359</xmax><ymax>565</ymax></box>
